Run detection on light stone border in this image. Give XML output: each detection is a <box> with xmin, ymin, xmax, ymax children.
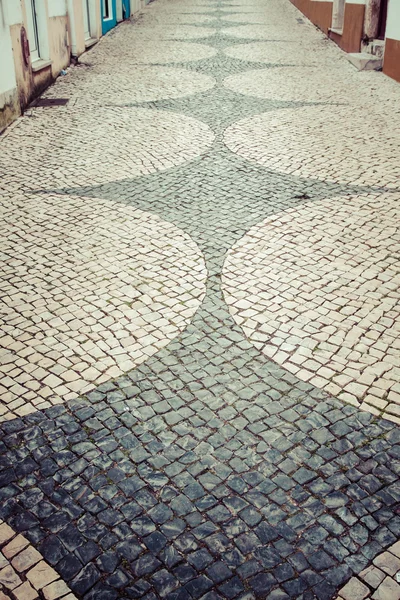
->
<box><xmin>335</xmin><ymin>541</ymin><xmax>400</xmax><ymax>600</ymax></box>
<box><xmin>0</xmin><ymin>521</ymin><xmax>76</xmax><ymax>600</ymax></box>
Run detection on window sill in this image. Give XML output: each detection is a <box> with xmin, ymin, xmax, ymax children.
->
<box><xmin>329</xmin><ymin>27</ymin><xmax>343</xmax><ymax>35</ymax></box>
<box><xmin>31</xmin><ymin>59</ymin><xmax>52</xmax><ymax>73</ymax></box>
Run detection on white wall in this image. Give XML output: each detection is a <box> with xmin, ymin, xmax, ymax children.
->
<box><xmin>48</xmin><ymin>0</ymin><xmax>68</xmax><ymax>17</ymax></box>
<box><xmin>7</xmin><ymin>0</ymin><xmax>23</xmax><ymax>24</ymax></box>
<box><xmin>386</xmin><ymin>0</ymin><xmax>400</xmax><ymax>39</ymax></box>
<box><xmin>0</xmin><ymin>0</ymin><xmax>18</xmax><ymax>103</ymax></box>
<box><xmin>130</xmin><ymin>0</ymin><xmax>141</xmax><ymax>14</ymax></box>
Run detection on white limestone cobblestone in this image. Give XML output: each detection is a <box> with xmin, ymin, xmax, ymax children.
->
<box><xmin>222</xmin><ymin>194</ymin><xmax>400</xmax><ymax>423</ymax></box>
<box><xmin>0</xmin><ymin>195</ymin><xmax>207</xmax><ymax>422</ymax></box>
<box><xmin>224</xmin><ymin>105</ymin><xmax>400</xmax><ymax>187</ymax></box>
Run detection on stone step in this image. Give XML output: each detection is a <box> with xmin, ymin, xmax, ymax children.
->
<box><xmin>346</xmin><ymin>52</ymin><xmax>383</xmax><ymax>71</ymax></box>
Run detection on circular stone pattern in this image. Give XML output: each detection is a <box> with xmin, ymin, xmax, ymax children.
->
<box><xmin>223</xmin><ymin>13</ymin><xmax>286</xmax><ymax>22</ymax></box>
<box><xmin>223</xmin><ymin>41</ymin><xmax>338</xmax><ymax>65</ymax></box>
<box><xmin>133</xmin><ymin>25</ymin><xmax>216</xmax><ymax>39</ymax></box>
<box><xmin>0</xmin><ymin>194</ymin><xmax>207</xmax><ymax>422</ymax></box>
<box><xmin>107</xmin><ymin>40</ymin><xmax>217</xmax><ymax>65</ymax></box>
<box><xmin>223</xmin><ymin>66</ymin><xmax>367</xmax><ymax>103</ymax></box>
<box><xmin>224</xmin><ymin>105</ymin><xmax>400</xmax><ymax>187</ymax></box>
<box><xmin>140</xmin><ymin>12</ymin><xmax>217</xmax><ymax>23</ymax></box>
<box><xmin>144</xmin><ymin>4</ymin><xmax>218</xmax><ymax>12</ymax></box>
<box><xmin>5</xmin><ymin>106</ymin><xmax>215</xmax><ymax>189</ymax></box>
<box><xmin>221</xmin><ymin>24</ymin><xmax>304</xmax><ymax>40</ymax></box>
<box><xmin>222</xmin><ymin>193</ymin><xmax>400</xmax><ymax>421</ymax></box>
<box><xmin>69</xmin><ymin>66</ymin><xmax>216</xmax><ymax>105</ymax></box>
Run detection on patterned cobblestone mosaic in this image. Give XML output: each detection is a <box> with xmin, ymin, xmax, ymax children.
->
<box><xmin>132</xmin><ymin>25</ymin><xmax>217</xmax><ymax>38</ymax></box>
<box><xmin>0</xmin><ymin>520</ymin><xmax>77</xmax><ymax>599</ymax></box>
<box><xmin>1</xmin><ymin>107</ymin><xmax>215</xmax><ymax>189</ymax></box>
<box><xmin>0</xmin><ymin>195</ymin><xmax>207</xmax><ymax>421</ymax></box>
<box><xmin>224</xmin><ymin>106</ymin><xmax>400</xmax><ymax>187</ymax></box>
<box><xmin>1</xmin><ymin>0</ymin><xmax>400</xmax><ymax>597</ymax></box>
<box><xmin>55</xmin><ymin>66</ymin><xmax>216</xmax><ymax>106</ymax></box>
<box><xmin>222</xmin><ymin>194</ymin><xmax>400</xmax><ymax>423</ymax></box>
<box><xmin>222</xmin><ymin>41</ymin><xmax>349</xmax><ymax>65</ymax></box>
<box><xmin>222</xmin><ymin>66</ymin><xmax>392</xmax><ymax>103</ymax></box>
<box><xmin>336</xmin><ymin>540</ymin><xmax>400</xmax><ymax>599</ymax></box>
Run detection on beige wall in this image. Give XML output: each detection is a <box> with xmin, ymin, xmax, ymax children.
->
<box><xmin>48</xmin><ymin>15</ymin><xmax>71</xmax><ymax>77</ymax></box>
<box><xmin>8</xmin><ymin>1</ymin><xmax>71</xmax><ymax>108</ymax></box>
<box><xmin>2</xmin><ymin>0</ymin><xmax>103</xmax><ymax>129</ymax></box>
<box><xmin>0</xmin><ymin>0</ymin><xmax>20</xmax><ymax>130</ymax></box>
<box><xmin>67</xmin><ymin>0</ymin><xmax>86</xmax><ymax>56</ymax></box>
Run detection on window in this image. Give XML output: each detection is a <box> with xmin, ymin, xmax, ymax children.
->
<box><xmin>103</xmin><ymin>0</ymin><xmax>113</xmax><ymax>19</ymax></box>
<box><xmin>83</xmin><ymin>0</ymin><xmax>91</xmax><ymax>40</ymax></box>
<box><xmin>331</xmin><ymin>0</ymin><xmax>345</xmax><ymax>32</ymax></box>
<box><xmin>25</xmin><ymin>0</ymin><xmax>40</xmax><ymax>61</ymax></box>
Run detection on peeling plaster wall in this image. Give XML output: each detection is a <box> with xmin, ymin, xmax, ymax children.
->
<box><xmin>0</xmin><ymin>0</ymin><xmax>20</xmax><ymax>130</ymax></box>
<box><xmin>48</xmin><ymin>15</ymin><xmax>71</xmax><ymax>77</ymax></box>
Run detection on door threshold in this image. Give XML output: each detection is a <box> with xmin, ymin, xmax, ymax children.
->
<box><xmin>85</xmin><ymin>38</ymin><xmax>98</xmax><ymax>49</ymax></box>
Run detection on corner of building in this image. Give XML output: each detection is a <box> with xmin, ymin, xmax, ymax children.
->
<box><xmin>288</xmin><ymin>0</ymin><xmax>400</xmax><ymax>83</ymax></box>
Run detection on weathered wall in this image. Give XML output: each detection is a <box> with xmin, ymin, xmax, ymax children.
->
<box><xmin>48</xmin><ymin>0</ymin><xmax>68</xmax><ymax>17</ymax></box>
<box><xmin>9</xmin><ymin>23</ymin><xmax>33</xmax><ymax>110</ymax></box>
<box><xmin>130</xmin><ymin>0</ymin><xmax>141</xmax><ymax>13</ymax></box>
<box><xmin>4</xmin><ymin>0</ymin><xmax>71</xmax><ymax>128</ymax></box>
<box><xmin>48</xmin><ymin>15</ymin><xmax>71</xmax><ymax>77</ymax></box>
<box><xmin>67</xmin><ymin>0</ymin><xmax>86</xmax><ymax>56</ymax></box>
<box><xmin>289</xmin><ymin>0</ymin><xmax>366</xmax><ymax>53</ymax></box>
<box><xmin>0</xmin><ymin>0</ymin><xmax>20</xmax><ymax>130</ymax></box>
<box><xmin>290</xmin><ymin>0</ymin><xmax>333</xmax><ymax>33</ymax></box>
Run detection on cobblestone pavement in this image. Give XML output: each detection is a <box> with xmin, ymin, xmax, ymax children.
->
<box><xmin>1</xmin><ymin>0</ymin><xmax>400</xmax><ymax>598</ymax></box>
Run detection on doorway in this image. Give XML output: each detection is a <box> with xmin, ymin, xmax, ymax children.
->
<box><xmin>83</xmin><ymin>0</ymin><xmax>91</xmax><ymax>40</ymax></box>
<box><xmin>102</xmin><ymin>0</ymin><xmax>117</xmax><ymax>34</ymax></box>
<box><xmin>377</xmin><ymin>0</ymin><xmax>388</xmax><ymax>39</ymax></box>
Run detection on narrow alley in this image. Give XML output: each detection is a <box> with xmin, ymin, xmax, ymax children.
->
<box><xmin>1</xmin><ymin>0</ymin><xmax>400</xmax><ymax>598</ymax></box>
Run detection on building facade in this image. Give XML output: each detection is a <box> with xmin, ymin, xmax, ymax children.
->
<box><xmin>290</xmin><ymin>0</ymin><xmax>400</xmax><ymax>82</ymax></box>
<box><xmin>0</xmin><ymin>0</ymin><xmax>138</xmax><ymax>132</ymax></box>
<box><xmin>102</xmin><ymin>0</ymin><xmax>137</xmax><ymax>34</ymax></box>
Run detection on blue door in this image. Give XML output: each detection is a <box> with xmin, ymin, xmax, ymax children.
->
<box><xmin>122</xmin><ymin>0</ymin><xmax>130</xmax><ymax>17</ymax></box>
<box><xmin>102</xmin><ymin>0</ymin><xmax>117</xmax><ymax>34</ymax></box>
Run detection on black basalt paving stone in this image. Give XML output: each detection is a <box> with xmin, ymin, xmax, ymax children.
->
<box><xmin>1</xmin><ymin>2</ymin><xmax>400</xmax><ymax>600</ymax></box>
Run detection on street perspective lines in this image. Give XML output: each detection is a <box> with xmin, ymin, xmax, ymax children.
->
<box><xmin>0</xmin><ymin>0</ymin><xmax>400</xmax><ymax>597</ymax></box>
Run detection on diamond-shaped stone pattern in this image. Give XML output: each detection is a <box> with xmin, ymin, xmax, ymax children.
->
<box><xmin>1</xmin><ymin>336</ymin><xmax>400</xmax><ymax>600</ymax></box>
